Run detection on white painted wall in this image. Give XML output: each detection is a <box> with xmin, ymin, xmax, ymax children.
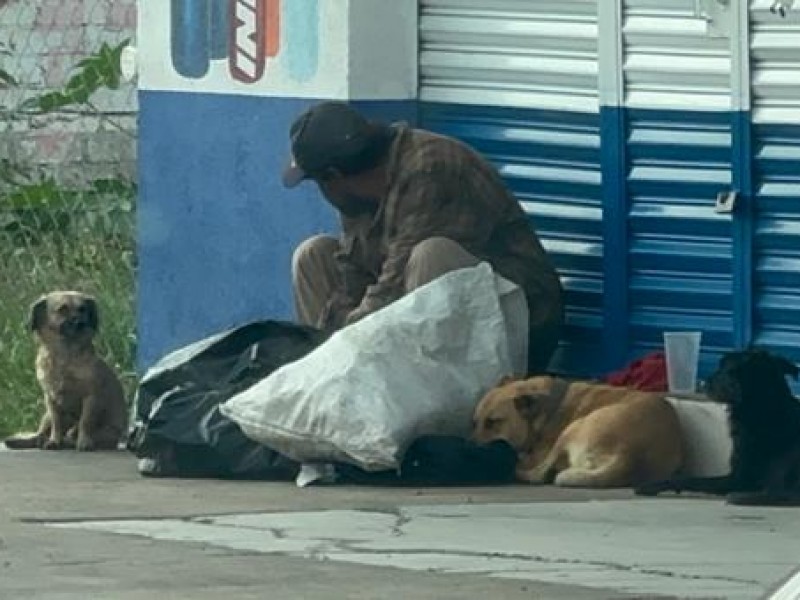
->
<box><xmin>138</xmin><ymin>0</ymin><xmax>417</xmax><ymax>100</ymax></box>
<box><xmin>347</xmin><ymin>0</ymin><xmax>418</xmax><ymax>100</ymax></box>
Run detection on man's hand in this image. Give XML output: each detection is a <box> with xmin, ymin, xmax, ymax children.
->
<box><xmin>321</xmin><ymin>293</ymin><xmax>359</xmax><ymax>330</ymax></box>
<box><xmin>344</xmin><ymin>306</ymin><xmax>370</xmax><ymax>327</ymax></box>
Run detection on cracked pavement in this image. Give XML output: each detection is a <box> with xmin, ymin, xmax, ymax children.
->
<box><xmin>2</xmin><ymin>450</ymin><xmax>799</xmax><ymax>599</ymax></box>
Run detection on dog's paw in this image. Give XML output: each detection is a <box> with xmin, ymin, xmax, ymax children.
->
<box><xmin>634</xmin><ymin>482</ymin><xmax>665</xmax><ymax>497</ymax></box>
<box><xmin>515</xmin><ymin>467</ymin><xmax>549</xmax><ymax>485</ymax></box>
<box><xmin>43</xmin><ymin>439</ymin><xmax>63</xmax><ymax>451</ymax></box>
<box><xmin>76</xmin><ymin>436</ymin><xmax>96</xmax><ymax>452</ymax></box>
<box><xmin>726</xmin><ymin>491</ymin><xmax>800</xmax><ymax>507</ymax></box>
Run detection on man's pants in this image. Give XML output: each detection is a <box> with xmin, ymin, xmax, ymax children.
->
<box><xmin>292</xmin><ymin>235</ymin><xmax>480</xmax><ymax>328</ymax></box>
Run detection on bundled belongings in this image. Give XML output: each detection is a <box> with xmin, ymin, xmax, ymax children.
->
<box><xmin>221</xmin><ymin>264</ymin><xmax>529</xmax><ymax>476</ymax></box>
<box><xmin>637</xmin><ymin>348</ymin><xmax>800</xmax><ymax>506</ymax></box>
<box><xmin>603</xmin><ymin>351</ymin><xmax>668</xmax><ymax>392</ymax></box>
<box><xmin>127</xmin><ymin>320</ymin><xmax>327</xmax><ymax>479</ymax></box>
<box><xmin>129</xmin><ymin>264</ymin><xmax>528</xmax><ymax>486</ymax></box>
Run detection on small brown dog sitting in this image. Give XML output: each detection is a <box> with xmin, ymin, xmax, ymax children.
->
<box><xmin>4</xmin><ymin>291</ymin><xmax>128</xmax><ymax>451</ymax></box>
<box><xmin>473</xmin><ymin>376</ymin><xmax>683</xmax><ymax>487</ymax></box>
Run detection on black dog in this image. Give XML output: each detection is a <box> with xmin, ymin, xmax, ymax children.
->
<box><xmin>399</xmin><ymin>435</ymin><xmax>518</xmax><ymax>486</ymax></box>
<box><xmin>636</xmin><ymin>348</ymin><xmax>800</xmax><ymax>506</ymax></box>
<box><xmin>336</xmin><ymin>435</ymin><xmax>518</xmax><ymax>487</ymax></box>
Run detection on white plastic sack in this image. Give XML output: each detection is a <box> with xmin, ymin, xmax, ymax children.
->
<box><xmin>665</xmin><ymin>397</ymin><xmax>732</xmax><ymax>477</ymax></box>
<box><xmin>221</xmin><ymin>263</ymin><xmax>528</xmax><ymax>472</ymax></box>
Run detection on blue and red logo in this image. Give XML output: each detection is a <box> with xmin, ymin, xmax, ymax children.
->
<box><xmin>170</xmin><ymin>0</ymin><xmax>319</xmax><ymax>84</ymax></box>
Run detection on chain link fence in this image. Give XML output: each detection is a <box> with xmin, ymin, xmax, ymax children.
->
<box><xmin>0</xmin><ymin>0</ymin><xmax>137</xmax><ymax>436</ymax></box>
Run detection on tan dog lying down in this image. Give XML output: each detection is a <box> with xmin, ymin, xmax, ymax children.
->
<box><xmin>473</xmin><ymin>376</ymin><xmax>683</xmax><ymax>487</ymax></box>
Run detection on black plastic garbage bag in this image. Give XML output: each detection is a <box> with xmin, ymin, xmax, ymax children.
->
<box><xmin>127</xmin><ymin>320</ymin><xmax>327</xmax><ymax>479</ymax></box>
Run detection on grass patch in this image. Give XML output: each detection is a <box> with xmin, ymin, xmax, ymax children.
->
<box><xmin>0</xmin><ymin>180</ymin><xmax>136</xmax><ymax>438</ymax></box>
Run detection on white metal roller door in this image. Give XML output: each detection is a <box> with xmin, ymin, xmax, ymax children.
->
<box><xmin>621</xmin><ymin>0</ymin><xmax>734</xmax><ymax>367</ymax></box>
<box><xmin>622</xmin><ymin>0</ymin><xmax>731</xmax><ymax>110</ymax></box>
<box><xmin>749</xmin><ymin>0</ymin><xmax>800</xmax><ymax>358</ymax></box>
<box><xmin>419</xmin><ymin>0</ymin><xmax>599</xmax><ymax>112</ymax></box>
<box><xmin>418</xmin><ymin>0</ymin><xmax>603</xmax><ymax>375</ymax></box>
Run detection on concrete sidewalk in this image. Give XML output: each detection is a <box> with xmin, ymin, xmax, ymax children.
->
<box><xmin>1</xmin><ymin>450</ymin><xmax>798</xmax><ymax>599</ymax></box>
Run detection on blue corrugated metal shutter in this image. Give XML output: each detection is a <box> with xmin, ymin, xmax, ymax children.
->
<box><xmin>621</xmin><ymin>0</ymin><xmax>734</xmax><ymax>375</ymax></box>
<box><xmin>418</xmin><ymin>0</ymin><xmax>604</xmax><ymax>375</ymax></box>
<box><xmin>750</xmin><ymin>1</ymin><xmax>800</xmax><ymax>362</ymax></box>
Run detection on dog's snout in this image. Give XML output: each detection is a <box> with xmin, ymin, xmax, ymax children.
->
<box><xmin>58</xmin><ymin>309</ymin><xmax>91</xmax><ymax>335</ymax></box>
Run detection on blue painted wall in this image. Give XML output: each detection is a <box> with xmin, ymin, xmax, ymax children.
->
<box><xmin>136</xmin><ymin>91</ymin><xmax>416</xmax><ymax>370</ymax></box>
<box><xmin>138</xmin><ymin>91</ymin><xmax>800</xmax><ymax>385</ymax></box>
<box><xmin>751</xmin><ymin>122</ymin><xmax>800</xmax><ymax>366</ymax></box>
<box><xmin>418</xmin><ymin>103</ymin><xmax>800</xmax><ymax>381</ymax></box>
<box><xmin>621</xmin><ymin>108</ymin><xmax>735</xmax><ymax>381</ymax></box>
<box><xmin>418</xmin><ymin>103</ymin><xmax>605</xmax><ymax>376</ymax></box>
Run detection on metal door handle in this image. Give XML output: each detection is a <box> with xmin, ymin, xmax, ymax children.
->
<box><xmin>714</xmin><ymin>190</ymin><xmax>739</xmax><ymax>214</ymax></box>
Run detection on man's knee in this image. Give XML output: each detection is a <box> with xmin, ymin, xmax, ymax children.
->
<box><xmin>408</xmin><ymin>237</ymin><xmax>471</xmax><ymax>268</ymax></box>
<box><xmin>405</xmin><ymin>237</ymin><xmax>480</xmax><ymax>291</ymax></box>
<box><xmin>292</xmin><ymin>235</ymin><xmax>338</xmax><ymax>280</ymax></box>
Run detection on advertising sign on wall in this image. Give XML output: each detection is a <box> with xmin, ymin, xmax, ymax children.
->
<box><xmin>139</xmin><ymin>0</ymin><xmax>348</xmax><ymax>97</ymax></box>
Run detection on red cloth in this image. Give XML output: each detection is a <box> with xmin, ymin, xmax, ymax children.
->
<box><xmin>603</xmin><ymin>351</ymin><xmax>668</xmax><ymax>392</ymax></box>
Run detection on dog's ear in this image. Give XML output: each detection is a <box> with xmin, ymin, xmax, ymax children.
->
<box><xmin>497</xmin><ymin>374</ymin><xmax>517</xmax><ymax>387</ymax></box>
<box><xmin>28</xmin><ymin>297</ymin><xmax>47</xmax><ymax>332</ymax></box>
<box><xmin>84</xmin><ymin>296</ymin><xmax>99</xmax><ymax>331</ymax></box>
<box><xmin>513</xmin><ymin>394</ymin><xmax>538</xmax><ymax>421</ymax></box>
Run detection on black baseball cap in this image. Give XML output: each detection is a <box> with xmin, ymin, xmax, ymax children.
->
<box><xmin>282</xmin><ymin>101</ymin><xmax>393</xmax><ymax>188</ymax></box>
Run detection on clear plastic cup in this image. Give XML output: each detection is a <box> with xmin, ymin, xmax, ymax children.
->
<box><xmin>663</xmin><ymin>331</ymin><xmax>702</xmax><ymax>395</ymax></box>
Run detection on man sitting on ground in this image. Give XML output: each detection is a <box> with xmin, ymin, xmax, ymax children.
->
<box><xmin>284</xmin><ymin>101</ymin><xmax>564</xmax><ymax>374</ymax></box>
